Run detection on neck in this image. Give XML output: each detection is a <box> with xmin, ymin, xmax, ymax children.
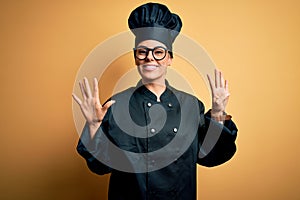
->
<box><xmin>143</xmin><ymin>82</ymin><xmax>166</xmax><ymax>102</ymax></box>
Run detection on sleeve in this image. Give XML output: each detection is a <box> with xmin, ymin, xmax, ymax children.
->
<box><xmin>197</xmin><ymin>101</ymin><xmax>238</xmax><ymax>167</ymax></box>
<box><xmin>76</xmin><ymin>119</ymin><xmax>113</xmax><ymax>175</ymax></box>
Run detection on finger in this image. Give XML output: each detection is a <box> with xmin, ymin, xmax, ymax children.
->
<box><xmin>225</xmin><ymin>80</ymin><xmax>229</xmax><ymax>91</ymax></box>
<box><xmin>220</xmin><ymin>71</ymin><xmax>224</xmax><ymax>88</ymax></box>
<box><xmin>93</xmin><ymin>78</ymin><xmax>101</xmax><ymax>105</ymax></box>
<box><xmin>103</xmin><ymin>100</ymin><xmax>116</xmax><ymax>110</ymax></box>
<box><xmin>83</xmin><ymin>77</ymin><xmax>92</xmax><ymax>98</ymax></box>
<box><xmin>215</xmin><ymin>69</ymin><xmax>219</xmax><ymax>88</ymax></box>
<box><xmin>72</xmin><ymin>93</ymin><xmax>82</xmax><ymax>105</ymax></box>
<box><xmin>79</xmin><ymin>81</ymin><xmax>87</xmax><ymax>100</ymax></box>
<box><xmin>226</xmin><ymin>92</ymin><xmax>230</xmax><ymax>98</ymax></box>
<box><xmin>207</xmin><ymin>74</ymin><xmax>215</xmax><ymax>96</ymax></box>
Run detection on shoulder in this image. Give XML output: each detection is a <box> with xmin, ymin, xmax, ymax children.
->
<box><xmin>167</xmin><ymin>85</ymin><xmax>205</xmax><ymax>114</ymax></box>
<box><xmin>110</xmin><ymin>87</ymin><xmax>137</xmax><ymax>99</ymax></box>
<box><xmin>168</xmin><ymin>85</ymin><xmax>204</xmax><ymax>108</ymax></box>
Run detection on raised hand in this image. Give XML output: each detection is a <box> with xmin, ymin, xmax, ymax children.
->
<box><xmin>207</xmin><ymin>69</ymin><xmax>230</xmax><ymax>120</ymax></box>
<box><xmin>72</xmin><ymin>77</ymin><xmax>115</xmax><ymax>138</ymax></box>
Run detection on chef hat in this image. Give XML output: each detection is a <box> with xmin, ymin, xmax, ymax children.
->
<box><xmin>128</xmin><ymin>2</ymin><xmax>182</xmax><ymax>56</ymax></box>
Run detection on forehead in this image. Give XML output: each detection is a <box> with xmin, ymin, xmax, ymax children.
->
<box><xmin>137</xmin><ymin>40</ymin><xmax>167</xmax><ymax>48</ymax></box>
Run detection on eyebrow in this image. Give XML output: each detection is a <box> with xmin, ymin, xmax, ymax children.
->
<box><xmin>135</xmin><ymin>46</ymin><xmax>167</xmax><ymax>49</ymax></box>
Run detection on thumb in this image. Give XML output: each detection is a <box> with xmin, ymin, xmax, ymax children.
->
<box><xmin>103</xmin><ymin>100</ymin><xmax>116</xmax><ymax>110</ymax></box>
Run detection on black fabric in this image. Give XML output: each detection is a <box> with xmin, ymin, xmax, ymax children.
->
<box><xmin>128</xmin><ymin>3</ymin><xmax>182</xmax><ymax>51</ymax></box>
<box><xmin>77</xmin><ymin>81</ymin><xmax>238</xmax><ymax>200</ymax></box>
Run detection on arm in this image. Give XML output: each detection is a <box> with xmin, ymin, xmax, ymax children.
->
<box><xmin>197</xmin><ymin>108</ymin><xmax>238</xmax><ymax>167</ymax></box>
<box><xmin>77</xmin><ymin>123</ymin><xmax>113</xmax><ymax>175</ymax></box>
<box><xmin>197</xmin><ymin>69</ymin><xmax>238</xmax><ymax>167</ymax></box>
<box><xmin>72</xmin><ymin>77</ymin><xmax>115</xmax><ymax>175</ymax></box>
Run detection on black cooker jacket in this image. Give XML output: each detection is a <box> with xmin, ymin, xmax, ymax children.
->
<box><xmin>77</xmin><ymin>81</ymin><xmax>238</xmax><ymax>200</ymax></box>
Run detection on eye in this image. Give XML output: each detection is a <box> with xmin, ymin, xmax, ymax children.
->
<box><xmin>154</xmin><ymin>50</ymin><xmax>164</xmax><ymax>55</ymax></box>
<box><xmin>154</xmin><ymin>48</ymin><xmax>166</xmax><ymax>55</ymax></box>
<box><xmin>136</xmin><ymin>49</ymin><xmax>147</xmax><ymax>55</ymax></box>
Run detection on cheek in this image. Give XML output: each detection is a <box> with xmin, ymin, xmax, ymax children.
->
<box><xmin>162</xmin><ymin>55</ymin><xmax>172</xmax><ymax>66</ymax></box>
<box><xmin>135</xmin><ymin>59</ymin><xmax>140</xmax><ymax>66</ymax></box>
<box><xmin>137</xmin><ymin>65</ymin><xmax>145</xmax><ymax>76</ymax></box>
<box><xmin>159</xmin><ymin>58</ymin><xmax>171</xmax><ymax>66</ymax></box>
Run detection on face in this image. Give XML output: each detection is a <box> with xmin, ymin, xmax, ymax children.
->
<box><xmin>135</xmin><ymin>40</ymin><xmax>172</xmax><ymax>85</ymax></box>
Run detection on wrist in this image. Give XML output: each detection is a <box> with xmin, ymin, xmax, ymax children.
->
<box><xmin>88</xmin><ymin>122</ymin><xmax>101</xmax><ymax>139</ymax></box>
<box><xmin>210</xmin><ymin>110</ymin><xmax>223</xmax><ymax>117</ymax></box>
<box><xmin>210</xmin><ymin>110</ymin><xmax>232</xmax><ymax>121</ymax></box>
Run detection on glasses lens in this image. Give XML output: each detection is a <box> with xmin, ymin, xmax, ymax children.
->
<box><xmin>135</xmin><ymin>48</ymin><xmax>147</xmax><ymax>60</ymax></box>
<box><xmin>153</xmin><ymin>47</ymin><xmax>166</xmax><ymax>60</ymax></box>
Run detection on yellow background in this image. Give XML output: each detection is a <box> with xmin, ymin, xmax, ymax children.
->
<box><xmin>1</xmin><ymin>0</ymin><xmax>299</xmax><ymax>199</ymax></box>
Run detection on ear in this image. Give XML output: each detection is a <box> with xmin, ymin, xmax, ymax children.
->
<box><xmin>167</xmin><ymin>56</ymin><xmax>172</xmax><ymax>66</ymax></box>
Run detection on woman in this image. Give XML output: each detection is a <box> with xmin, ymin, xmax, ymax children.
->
<box><xmin>72</xmin><ymin>3</ymin><xmax>237</xmax><ymax>200</ymax></box>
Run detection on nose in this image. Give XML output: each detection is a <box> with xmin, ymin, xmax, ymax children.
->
<box><xmin>145</xmin><ymin>50</ymin><xmax>155</xmax><ymax>61</ymax></box>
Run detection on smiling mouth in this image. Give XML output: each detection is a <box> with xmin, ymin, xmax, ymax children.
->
<box><xmin>142</xmin><ymin>65</ymin><xmax>158</xmax><ymax>71</ymax></box>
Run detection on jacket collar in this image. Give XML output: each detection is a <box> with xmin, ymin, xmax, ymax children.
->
<box><xmin>135</xmin><ymin>80</ymin><xmax>174</xmax><ymax>102</ymax></box>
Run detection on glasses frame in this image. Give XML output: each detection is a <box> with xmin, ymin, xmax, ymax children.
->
<box><xmin>133</xmin><ymin>46</ymin><xmax>170</xmax><ymax>61</ymax></box>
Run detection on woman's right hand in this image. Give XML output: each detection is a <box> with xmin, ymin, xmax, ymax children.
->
<box><xmin>72</xmin><ymin>77</ymin><xmax>115</xmax><ymax>138</ymax></box>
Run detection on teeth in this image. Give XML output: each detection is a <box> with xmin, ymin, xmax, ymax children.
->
<box><xmin>143</xmin><ymin>65</ymin><xmax>157</xmax><ymax>70</ymax></box>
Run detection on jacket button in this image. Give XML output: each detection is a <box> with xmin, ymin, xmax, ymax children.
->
<box><xmin>150</xmin><ymin>128</ymin><xmax>156</xmax><ymax>133</ymax></box>
<box><xmin>168</xmin><ymin>103</ymin><xmax>172</xmax><ymax>107</ymax></box>
<box><xmin>147</xmin><ymin>102</ymin><xmax>152</xmax><ymax>107</ymax></box>
<box><xmin>173</xmin><ymin>128</ymin><xmax>178</xmax><ymax>133</ymax></box>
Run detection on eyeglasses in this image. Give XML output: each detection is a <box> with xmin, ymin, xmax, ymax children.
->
<box><xmin>133</xmin><ymin>46</ymin><xmax>169</xmax><ymax>61</ymax></box>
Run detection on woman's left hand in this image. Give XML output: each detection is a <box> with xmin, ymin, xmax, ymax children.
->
<box><xmin>207</xmin><ymin>69</ymin><xmax>230</xmax><ymax>117</ymax></box>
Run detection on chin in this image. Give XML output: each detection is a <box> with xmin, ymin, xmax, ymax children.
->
<box><xmin>141</xmin><ymin>76</ymin><xmax>165</xmax><ymax>85</ymax></box>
